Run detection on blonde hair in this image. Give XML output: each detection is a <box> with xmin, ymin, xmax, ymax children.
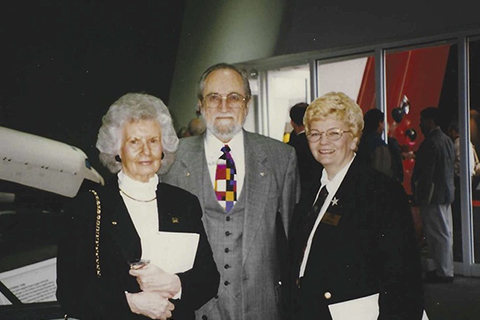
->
<box><xmin>304</xmin><ymin>92</ymin><xmax>364</xmax><ymax>140</ymax></box>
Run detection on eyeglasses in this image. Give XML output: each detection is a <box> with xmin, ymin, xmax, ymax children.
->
<box><xmin>203</xmin><ymin>93</ymin><xmax>246</xmax><ymax>109</ymax></box>
<box><xmin>306</xmin><ymin>128</ymin><xmax>351</xmax><ymax>142</ymax></box>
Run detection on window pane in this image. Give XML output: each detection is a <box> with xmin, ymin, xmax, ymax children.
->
<box><xmin>470</xmin><ymin>38</ymin><xmax>480</xmax><ymax>264</ymax></box>
<box><xmin>385</xmin><ymin>43</ymin><xmax>463</xmax><ymax>267</ymax></box>
<box><xmin>266</xmin><ymin>64</ymin><xmax>310</xmax><ymax>142</ymax></box>
<box><xmin>317</xmin><ymin>56</ymin><xmax>375</xmax><ymax>110</ymax></box>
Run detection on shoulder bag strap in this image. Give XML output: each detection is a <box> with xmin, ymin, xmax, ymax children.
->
<box><xmin>89</xmin><ymin>189</ymin><xmax>102</xmax><ymax>278</ymax></box>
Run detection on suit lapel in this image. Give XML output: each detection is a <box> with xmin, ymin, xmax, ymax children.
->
<box><xmin>320</xmin><ymin>159</ymin><xmax>363</xmax><ymax>226</ymax></box>
<box><xmin>176</xmin><ymin>136</ymin><xmax>207</xmax><ymax>209</ymax></box>
<box><xmin>156</xmin><ymin>183</ymin><xmax>186</xmax><ymax>231</ymax></box>
<box><xmin>242</xmin><ymin>131</ymin><xmax>271</xmax><ymax>265</ymax></box>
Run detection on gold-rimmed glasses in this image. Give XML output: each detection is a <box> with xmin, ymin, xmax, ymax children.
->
<box><xmin>203</xmin><ymin>93</ymin><xmax>246</xmax><ymax>109</ymax></box>
<box><xmin>306</xmin><ymin>128</ymin><xmax>351</xmax><ymax>142</ymax></box>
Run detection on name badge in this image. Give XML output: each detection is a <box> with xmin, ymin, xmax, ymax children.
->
<box><xmin>321</xmin><ymin>212</ymin><xmax>341</xmax><ymax>226</ymax></box>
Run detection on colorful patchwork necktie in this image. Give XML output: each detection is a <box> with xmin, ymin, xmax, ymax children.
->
<box><xmin>215</xmin><ymin>145</ymin><xmax>237</xmax><ymax>212</ymax></box>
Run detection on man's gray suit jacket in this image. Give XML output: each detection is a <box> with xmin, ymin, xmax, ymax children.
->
<box><xmin>161</xmin><ymin>130</ymin><xmax>300</xmax><ymax>320</ymax></box>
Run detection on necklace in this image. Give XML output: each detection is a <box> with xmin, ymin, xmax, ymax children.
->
<box><xmin>119</xmin><ymin>188</ymin><xmax>157</xmax><ymax>203</ymax></box>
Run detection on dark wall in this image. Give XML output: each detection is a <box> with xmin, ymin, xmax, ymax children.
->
<box><xmin>1</xmin><ymin>1</ymin><xmax>185</xmax><ymax>177</ymax></box>
<box><xmin>277</xmin><ymin>0</ymin><xmax>480</xmax><ymax>55</ymax></box>
<box><xmin>3</xmin><ymin>0</ymin><xmax>479</xmax><ymax>177</ymax></box>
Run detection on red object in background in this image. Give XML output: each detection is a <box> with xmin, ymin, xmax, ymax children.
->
<box><xmin>405</xmin><ymin>128</ymin><xmax>418</xmax><ymax>146</ymax></box>
<box><xmin>395</xmin><ymin>121</ymin><xmax>408</xmax><ymax>145</ymax></box>
<box><xmin>357</xmin><ymin>45</ymin><xmax>451</xmax><ymax>194</ymax></box>
<box><xmin>404</xmin><ymin>158</ymin><xmax>415</xmax><ymax>172</ymax></box>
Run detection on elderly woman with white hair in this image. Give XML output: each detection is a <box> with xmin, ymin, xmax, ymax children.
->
<box><xmin>56</xmin><ymin>93</ymin><xmax>219</xmax><ymax>320</ymax></box>
<box><xmin>288</xmin><ymin>92</ymin><xmax>424</xmax><ymax>320</ymax></box>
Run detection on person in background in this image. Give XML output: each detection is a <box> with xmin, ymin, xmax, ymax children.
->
<box><xmin>187</xmin><ymin>117</ymin><xmax>206</xmax><ymax>136</ymax></box>
<box><xmin>357</xmin><ymin>108</ymin><xmax>393</xmax><ymax>177</ymax></box>
<box><xmin>162</xmin><ymin>63</ymin><xmax>300</xmax><ymax>320</ymax></box>
<box><xmin>288</xmin><ymin>102</ymin><xmax>323</xmax><ymax>194</ymax></box>
<box><xmin>178</xmin><ymin>118</ymin><xmax>206</xmax><ymax>138</ymax></box>
<box><xmin>177</xmin><ymin>126</ymin><xmax>189</xmax><ymax>138</ymax></box>
<box><xmin>447</xmin><ymin>119</ymin><xmax>477</xmax><ymax>262</ymax></box>
<box><xmin>388</xmin><ymin>133</ymin><xmax>405</xmax><ymax>183</ymax></box>
<box><xmin>289</xmin><ymin>92</ymin><xmax>424</xmax><ymax>320</ymax></box>
<box><xmin>412</xmin><ymin>106</ymin><xmax>455</xmax><ymax>283</ymax></box>
<box><xmin>447</xmin><ymin>120</ymin><xmax>475</xmax><ymax>179</ymax></box>
<box><xmin>56</xmin><ymin>92</ymin><xmax>219</xmax><ymax>320</ymax></box>
<box><xmin>470</xmin><ymin>109</ymin><xmax>480</xmax><ymax>153</ymax></box>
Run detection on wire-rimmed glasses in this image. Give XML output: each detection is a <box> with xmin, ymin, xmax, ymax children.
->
<box><xmin>203</xmin><ymin>93</ymin><xmax>246</xmax><ymax>109</ymax></box>
<box><xmin>306</xmin><ymin>128</ymin><xmax>351</xmax><ymax>142</ymax></box>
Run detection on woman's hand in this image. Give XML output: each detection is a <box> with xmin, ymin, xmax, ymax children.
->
<box><xmin>129</xmin><ymin>264</ymin><xmax>181</xmax><ymax>297</ymax></box>
<box><xmin>126</xmin><ymin>291</ymin><xmax>174</xmax><ymax>320</ymax></box>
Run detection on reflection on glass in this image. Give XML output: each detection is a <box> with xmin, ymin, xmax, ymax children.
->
<box><xmin>266</xmin><ymin>64</ymin><xmax>310</xmax><ymax>142</ymax></box>
<box><xmin>317</xmin><ymin>57</ymin><xmax>374</xmax><ymax>105</ymax></box>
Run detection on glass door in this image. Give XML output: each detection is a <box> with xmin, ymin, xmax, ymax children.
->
<box><xmin>469</xmin><ymin>38</ymin><xmax>480</xmax><ymax>275</ymax></box>
<box><xmin>264</xmin><ymin>64</ymin><xmax>310</xmax><ymax>142</ymax></box>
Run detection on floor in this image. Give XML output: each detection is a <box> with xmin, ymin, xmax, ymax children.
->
<box><xmin>424</xmin><ymin>275</ymin><xmax>480</xmax><ymax>320</ymax></box>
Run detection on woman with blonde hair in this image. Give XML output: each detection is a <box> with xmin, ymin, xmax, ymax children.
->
<box><xmin>289</xmin><ymin>92</ymin><xmax>424</xmax><ymax>320</ymax></box>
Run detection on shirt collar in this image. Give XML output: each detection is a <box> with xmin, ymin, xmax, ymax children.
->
<box><xmin>118</xmin><ymin>170</ymin><xmax>158</xmax><ymax>200</ymax></box>
<box><xmin>320</xmin><ymin>154</ymin><xmax>356</xmax><ymax>194</ymax></box>
<box><xmin>205</xmin><ymin>129</ymin><xmax>244</xmax><ymax>155</ymax></box>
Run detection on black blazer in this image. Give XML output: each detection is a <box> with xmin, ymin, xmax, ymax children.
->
<box><xmin>56</xmin><ymin>179</ymin><xmax>219</xmax><ymax>320</ymax></box>
<box><xmin>289</xmin><ymin>158</ymin><xmax>424</xmax><ymax>320</ymax></box>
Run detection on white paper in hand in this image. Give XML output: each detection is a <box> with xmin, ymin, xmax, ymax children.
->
<box><xmin>328</xmin><ymin>293</ymin><xmax>429</xmax><ymax>320</ymax></box>
<box><xmin>328</xmin><ymin>293</ymin><xmax>379</xmax><ymax>320</ymax></box>
<box><xmin>142</xmin><ymin>231</ymin><xmax>199</xmax><ymax>274</ymax></box>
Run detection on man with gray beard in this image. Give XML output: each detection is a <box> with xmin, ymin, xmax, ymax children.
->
<box><xmin>162</xmin><ymin>63</ymin><xmax>300</xmax><ymax>320</ymax></box>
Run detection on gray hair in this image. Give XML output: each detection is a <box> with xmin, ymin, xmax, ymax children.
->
<box><xmin>196</xmin><ymin>63</ymin><xmax>252</xmax><ymax>102</ymax></box>
<box><xmin>96</xmin><ymin>92</ymin><xmax>179</xmax><ymax>175</ymax></box>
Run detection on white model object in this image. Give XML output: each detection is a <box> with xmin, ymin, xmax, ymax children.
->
<box><xmin>0</xmin><ymin>126</ymin><xmax>104</xmax><ymax>198</ymax></box>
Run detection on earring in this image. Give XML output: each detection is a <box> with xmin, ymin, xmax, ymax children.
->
<box><xmin>115</xmin><ymin>155</ymin><xmax>121</xmax><ymax>162</ymax></box>
<box><xmin>350</xmin><ymin>139</ymin><xmax>358</xmax><ymax>150</ymax></box>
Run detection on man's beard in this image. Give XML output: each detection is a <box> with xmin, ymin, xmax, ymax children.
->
<box><xmin>207</xmin><ymin>117</ymin><xmax>243</xmax><ymax>142</ymax></box>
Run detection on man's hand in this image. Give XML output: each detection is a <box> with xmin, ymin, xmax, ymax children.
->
<box><xmin>126</xmin><ymin>291</ymin><xmax>174</xmax><ymax>320</ymax></box>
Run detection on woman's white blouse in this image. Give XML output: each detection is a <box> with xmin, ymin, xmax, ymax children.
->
<box><xmin>118</xmin><ymin>171</ymin><xmax>159</xmax><ymax>260</ymax></box>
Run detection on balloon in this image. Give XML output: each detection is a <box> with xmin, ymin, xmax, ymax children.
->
<box><xmin>405</xmin><ymin>128</ymin><xmax>417</xmax><ymax>142</ymax></box>
<box><xmin>392</xmin><ymin>108</ymin><xmax>404</xmax><ymax>123</ymax></box>
<box><xmin>392</xmin><ymin>95</ymin><xmax>411</xmax><ymax>124</ymax></box>
<box><xmin>400</xmin><ymin>95</ymin><xmax>411</xmax><ymax>115</ymax></box>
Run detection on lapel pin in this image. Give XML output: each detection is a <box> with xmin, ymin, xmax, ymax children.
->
<box><xmin>112</xmin><ymin>221</ymin><xmax>118</xmax><ymax>225</ymax></box>
<box><xmin>172</xmin><ymin>217</ymin><xmax>179</xmax><ymax>224</ymax></box>
<box><xmin>260</xmin><ymin>172</ymin><xmax>265</xmax><ymax>176</ymax></box>
<box><xmin>331</xmin><ymin>197</ymin><xmax>339</xmax><ymax>206</ymax></box>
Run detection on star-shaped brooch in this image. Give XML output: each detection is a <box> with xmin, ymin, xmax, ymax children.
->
<box><xmin>331</xmin><ymin>197</ymin><xmax>339</xmax><ymax>206</ymax></box>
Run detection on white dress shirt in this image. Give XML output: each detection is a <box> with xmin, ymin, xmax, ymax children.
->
<box><xmin>299</xmin><ymin>155</ymin><xmax>356</xmax><ymax>277</ymax></box>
